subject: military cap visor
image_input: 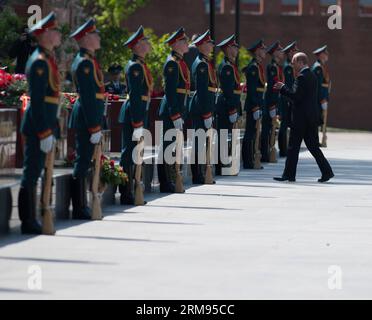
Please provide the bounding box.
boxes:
[266,41,283,55]
[124,26,149,48]
[282,41,298,53]
[69,18,99,40]
[247,39,266,53]
[191,30,214,46]
[108,65,123,74]
[216,34,238,49]
[165,27,189,45]
[28,12,58,36]
[313,45,328,55]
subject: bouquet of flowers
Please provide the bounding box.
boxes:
[59,92,77,111]
[0,70,27,107]
[100,154,128,186]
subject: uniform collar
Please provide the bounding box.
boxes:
[38,45,53,58]
[199,53,210,62]
[171,51,183,60]
[80,47,95,58]
[224,56,235,66]
[133,53,145,64]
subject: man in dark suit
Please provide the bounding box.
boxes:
[273,52,334,183]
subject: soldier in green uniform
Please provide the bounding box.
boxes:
[69,19,105,219]
[215,34,241,175]
[242,39,266,169]
[312,45,330,142]
[18,12,61,234]
[279,41,299,157]
[261,41,284,163]
[189,30,217,184]
[158,27,190,192]
[105,64,126,95]
[119,26,153,204]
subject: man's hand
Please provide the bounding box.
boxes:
[173,118,183,130]
[90,131,103,144]
[40,135,54,153]
[321,102,328,111]
[253,110,261,121]
[273,82,285,91]
[229,112,238,124]
[204,117,213,129]
[132,127,144,141]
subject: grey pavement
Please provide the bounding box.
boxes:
[0,131,372,300]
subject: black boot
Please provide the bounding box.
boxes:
[191,164,204,184]
[119,166,135,205]
[158,164,175,193]
[243,140,254,169]
[71,177,91,220]
[18,185,42,235]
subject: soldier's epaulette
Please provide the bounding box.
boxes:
[312,61,322,69]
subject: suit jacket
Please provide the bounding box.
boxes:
[280,67,321,129]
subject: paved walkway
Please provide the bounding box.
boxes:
[0,131,372,299]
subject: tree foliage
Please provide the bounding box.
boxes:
[0,6,23,70]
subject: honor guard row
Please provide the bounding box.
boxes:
[18,12,331,234]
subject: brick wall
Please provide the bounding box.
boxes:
[123,0,371,131]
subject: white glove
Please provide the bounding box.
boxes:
[132,127,144,141]
[90,131,102,144]
[253,110,261,121]
[204,117,213,129]
[173,118,183,130]
[40,135,54,153]
[269,108,277,118]
[321,102,328,111]
[229,112,238,124]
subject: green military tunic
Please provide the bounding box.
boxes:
[21,45,60,187]
[261,59,283,162]
[312,60,330,125]
[216,56,241,171]
[119,54,153,173]
[242,57,265,168]
[69,48,105,178]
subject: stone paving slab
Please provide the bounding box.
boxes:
[0,132,371,300]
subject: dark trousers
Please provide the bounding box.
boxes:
[157,118,176,186]
[283,124,333,179]
[21,134,46,187]
[216,114,232,174]
[190,118,206,181]
[260,112,272,162]
[242,115,256,168]
[73,130,94,178]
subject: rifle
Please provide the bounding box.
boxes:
[174,129,184,193]
[134,137,145,205]
[91,141,103,220]
[321,109,328,148]
[253,119,262,170]
[204,128,214,184]
[41,143,56,235]
[269,117,279,163]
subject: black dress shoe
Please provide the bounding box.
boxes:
[192,177,205,185]
[72,209,91,220]
[273,176,296,182]
[160,183,176,193]
[120,194,135,205]
[21,219,42,235]
[318,173,334,183]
